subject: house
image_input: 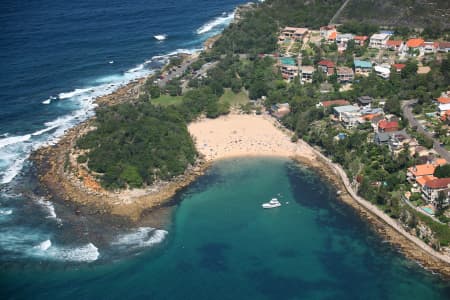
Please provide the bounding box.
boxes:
[357,96,373,108]
[374,132,390,145]
[333,105,359,121]
[327,31,337,43]
[354,60,372,76]
[271,103,290,119]
[437,97,450,105]
[386,39,404,52]
[279,57,298,81]
[420,41,438,54]
[320,25,336,40]
[316,99,350,108]
[404,38,425,55]
[388,130,411,153]
[279,27,309,42]
[369,33,391,49]
[407,159,447,183]
[392,63,406,72]
[336,67,354,83]
[422,178,450,205]
[317,60,335,76]
[300,66,315,84]
[438,103,450,115]
[341,111,362,128]
[354,35,368,46]
[437,42,450,53]
[336,33,354,51]
[378,119,399,132]
[374,65,391,79]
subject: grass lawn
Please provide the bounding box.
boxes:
[151,94,183,106]
[219,89,249,106]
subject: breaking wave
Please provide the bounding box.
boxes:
[196,11,235,35]
[111,227,168,249]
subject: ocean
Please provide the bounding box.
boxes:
[0,1,450,299]
[2,158,450,299]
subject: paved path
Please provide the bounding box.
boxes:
[402,99,450,162]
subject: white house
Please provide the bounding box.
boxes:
[369,33,391,49]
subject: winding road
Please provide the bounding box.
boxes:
[402,99,450,162]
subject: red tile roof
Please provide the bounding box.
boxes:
[354,35,368,41]
[386,40,403,47]
[392,63,406,70]
[320,100,350,107]
[328,31,337,40]
[439,42,450,49]
[378,120,399,130]
[318,60,335,68]
[437,97,450,104]
[406,38,425,48]
[425,178,450,189]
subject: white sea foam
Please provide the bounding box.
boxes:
[45,243,100,262]
[35,239,52,251]
[0,134,32,149]
[0,208,13,215]
[42,96,56,105]
[35,197,62,225]
[0,45,202,185]
[196,12,235,35]
[58,87,93,100]
[112,227,168,249]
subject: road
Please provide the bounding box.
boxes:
[157,58,195,88]
[402,99,450,162]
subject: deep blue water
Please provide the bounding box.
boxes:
[0,0,245,184]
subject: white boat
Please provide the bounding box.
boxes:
[154,34,167,41]
[262,198,281,209]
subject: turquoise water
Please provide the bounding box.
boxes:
[2,158,450,299]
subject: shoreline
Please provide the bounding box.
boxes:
[33,106,450,277]
[28,3,450,278]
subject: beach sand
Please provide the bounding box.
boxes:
[188,113,316,161]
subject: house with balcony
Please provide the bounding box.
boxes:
[336,66,354,83]
[300,66,314,84]
[279,57,298,81]
[354,35,368,46]
[438,42,450,53]
[336,33,354,51]
[369,33,391,49]
[386,39,404,52]
[403,38,425,56]
[320,25,336,40]
[279,27,309,43]
[407,159,447,183]
[420,41,438,54]
[317,60,335,76]
[374,65,391,79]
[354,60,372,76]
[422,178,450,205]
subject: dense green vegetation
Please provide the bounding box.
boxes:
[213,0,344,55]
[77,103,196,189]
[336,0,450,31]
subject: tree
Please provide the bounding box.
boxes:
[384,96,401,115]
[434,165,450,178]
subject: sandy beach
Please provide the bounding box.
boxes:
[188,113,316,161]
[188,112,450,277]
